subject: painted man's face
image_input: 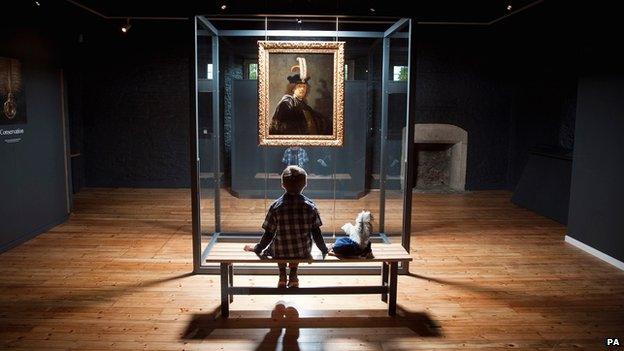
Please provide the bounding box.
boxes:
[293,84,307,100]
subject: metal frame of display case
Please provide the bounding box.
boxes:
[191,15,416,274]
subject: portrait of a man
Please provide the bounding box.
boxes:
[258,41,344,147]
[269,57,332,135]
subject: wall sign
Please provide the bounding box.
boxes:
[0,127,24,143]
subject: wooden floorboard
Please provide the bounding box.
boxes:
[1,188,623,350]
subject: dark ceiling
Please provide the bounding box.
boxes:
[67,0,541,23]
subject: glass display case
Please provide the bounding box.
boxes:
[191,15,415,274]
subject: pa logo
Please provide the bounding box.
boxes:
[606,338,620,346]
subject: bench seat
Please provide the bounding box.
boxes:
[204,242,412,263]
[205,242,412,317]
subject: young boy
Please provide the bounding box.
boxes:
[244,165,329,288]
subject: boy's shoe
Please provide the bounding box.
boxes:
[278,279,287,288]
[287,278,299,288]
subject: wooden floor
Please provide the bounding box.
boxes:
[1,188,623,350]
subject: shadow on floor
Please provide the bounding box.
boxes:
[181,301,442,349]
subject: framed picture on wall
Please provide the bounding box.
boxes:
[0,57,27,125]
[257,41,344,147]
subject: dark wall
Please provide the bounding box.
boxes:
[564,1,624,261]
[565,7,624,259]
[568,74,624,262]
[414,27,511,189]
[0,13,70,252]
[503,1,579,188]
[74,21,190,188]
[65,5,584,191]
[72,19,519,190]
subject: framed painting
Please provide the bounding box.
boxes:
[258,41,344,147]
[0,57,27,125]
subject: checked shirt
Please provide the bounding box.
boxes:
[258,193,323,259]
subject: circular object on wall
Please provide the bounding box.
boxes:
[3,94,17,119]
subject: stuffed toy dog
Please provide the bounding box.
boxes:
[331,210,373,258]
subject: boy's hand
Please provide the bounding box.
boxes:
[320,247,329,259]
[243,244,255,252]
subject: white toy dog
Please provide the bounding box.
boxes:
[342,210,372,248]
[331,210,373,257]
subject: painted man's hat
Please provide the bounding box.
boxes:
[287,57,309,84]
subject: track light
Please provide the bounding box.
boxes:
[369,7,376,13]
[121,18,131,33]
[220,4,227,10]
[507,4,513,10]
[34,1,41,6]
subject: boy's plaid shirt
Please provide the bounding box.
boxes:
[262,193,323,258]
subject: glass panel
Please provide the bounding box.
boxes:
[218,25,387,241]
[196,21,216,260]
[384,24,410,238]
[194,16,411,270]
[220,35,258,234]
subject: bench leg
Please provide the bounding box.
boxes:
[228,264,234,303]
[388,262,398,316]
[381,262,389,302]
[220,263,230,318]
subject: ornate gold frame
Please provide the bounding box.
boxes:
[258,41,345,147]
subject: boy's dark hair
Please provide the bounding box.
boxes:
[281,165,307,194]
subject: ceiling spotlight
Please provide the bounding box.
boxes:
[369,7,376,13]
[220,4,227,10]
[121,18,131,33]
[296,18,302,24]
[507,4,513,10]
[34,1,41,6]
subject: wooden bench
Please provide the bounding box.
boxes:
[204,242,412,318]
